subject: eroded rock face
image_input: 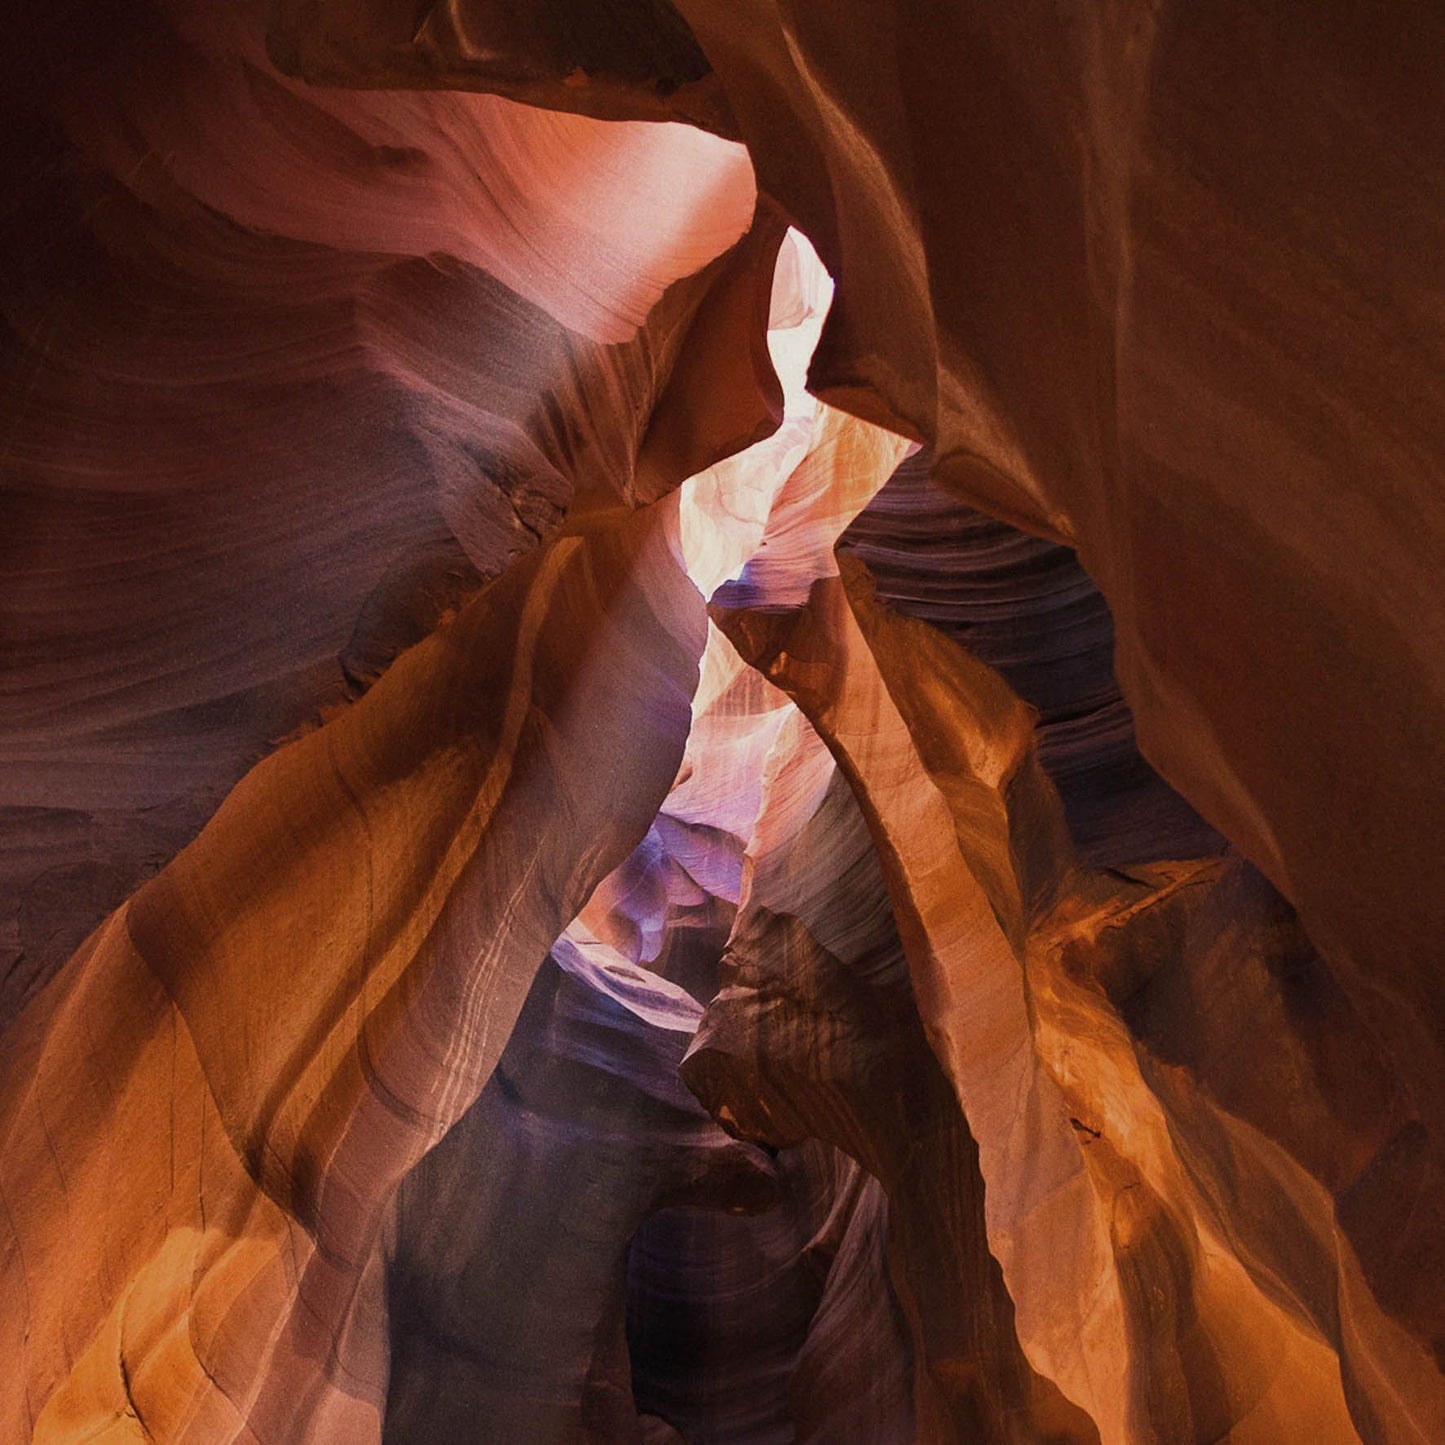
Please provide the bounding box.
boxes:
[264,0,1445,1387]
[384,942,780,1442]
[680,714,1097,1443]
[0,0,767,1026]
[837,453,1226,871]
[713,481,1444,1440]
[0,501,715,1438]
[2,2,1443,1441]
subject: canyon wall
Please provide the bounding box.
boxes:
[1,1,1442,1440]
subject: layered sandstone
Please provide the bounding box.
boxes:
[1,2,1442,1441]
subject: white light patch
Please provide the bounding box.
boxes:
[676,228,833,599]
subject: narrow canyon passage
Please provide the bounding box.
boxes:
[1,2,1443,1441]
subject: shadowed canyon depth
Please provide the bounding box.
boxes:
[2,2,1443,1441]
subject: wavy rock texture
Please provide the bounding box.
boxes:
[381,603,916,1443]
[681,708,1095,1443]
[714,541,1444,1439]
[0,501,714,1438]
[627,1142,912,1444]
[645,17,1445,1201]
[0,0,766,1025]
[837,452,1226,871]
[2,1,1443,1442]
[384,936,781,1442]
[271,0,1445,1400]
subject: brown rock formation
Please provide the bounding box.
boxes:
[384,936,781,1442]
[0,0,769,1023]
[2,1,1442,1440]
[681,710,1096,1442]
[0,502,708,1436]
[714,531,1443,1439]
[267,0,1445,1384]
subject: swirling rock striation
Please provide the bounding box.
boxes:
[1,1,1442,1440]
[0,503,709,1438]
[281,0,1445,1386]
[839,451,1225,869]
[0,0,765,1027]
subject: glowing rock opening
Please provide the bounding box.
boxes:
[2,3,1443,1441]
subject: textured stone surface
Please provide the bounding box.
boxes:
[0,501,711,1437]
[267,3,1445,1386]
[0,0,765,1027]
[2,2,1443,1440]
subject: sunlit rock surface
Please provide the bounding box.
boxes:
[2,2,1443,1441]
[0,0,763,1024]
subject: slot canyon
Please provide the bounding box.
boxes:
[1,2,1442,1440]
